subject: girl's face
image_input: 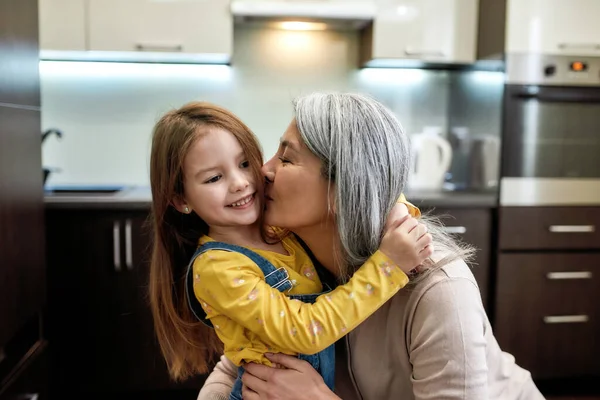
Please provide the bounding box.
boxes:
[179,127,261,230]
[261,120,333,231]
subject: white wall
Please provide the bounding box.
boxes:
[41,27,450,186]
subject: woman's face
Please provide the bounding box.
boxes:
[261,120,333,231]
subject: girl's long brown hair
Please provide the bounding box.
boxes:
[148,102,265,380]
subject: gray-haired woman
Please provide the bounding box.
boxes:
[198,93,544,400]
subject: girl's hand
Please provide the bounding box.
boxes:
[241,353,340,400]
[380,203,433,274]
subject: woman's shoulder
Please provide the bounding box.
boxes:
[415,256,480,295]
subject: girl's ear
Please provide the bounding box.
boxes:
[172,196,191,214]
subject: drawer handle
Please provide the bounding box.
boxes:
[113,221,121,272]
[0,347,5,364]
[557,43,600,50]
[548,225,595,233]
[547,271,592,280]
[135,43,183,52]
[125,219,133,270]
[404,48,445,57]
[543,315,589,324]
[442,226,467,234]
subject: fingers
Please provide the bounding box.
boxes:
[265,353,309,371]
[397,215,418,235]
[241,385,260,400]
[384,203,410,232]
[241,366,269,394]
[244,362,275,381]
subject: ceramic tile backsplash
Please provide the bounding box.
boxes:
[41,27,464,186]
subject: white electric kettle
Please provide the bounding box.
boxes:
[408,128,453,191]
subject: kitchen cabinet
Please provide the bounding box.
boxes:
[38,0,232,63]
[495,206,600,379]
[425,207,493,311]
[361,0,478,65]
[87,0,231,61]
[495,253,600,378]
[45,209,206,395]
[0,0,46,396]
[0,340,48,400]
[38,0,86,52]
[506,0,600,56]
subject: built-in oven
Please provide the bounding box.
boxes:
[500,54,600,206]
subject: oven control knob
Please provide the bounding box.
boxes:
[544,65,556,76]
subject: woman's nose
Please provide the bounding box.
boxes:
[262,158,276,182]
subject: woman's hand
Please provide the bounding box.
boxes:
[241,353,340,400]
[380,202,433,274]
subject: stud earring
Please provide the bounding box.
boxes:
[184,206,190,214]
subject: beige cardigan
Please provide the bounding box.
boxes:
[197,259,545,400]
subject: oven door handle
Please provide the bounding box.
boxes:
[513,91,600,103]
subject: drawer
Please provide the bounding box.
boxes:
[426,208,492,310]
[499,207,600,250]
[494,253,600,379]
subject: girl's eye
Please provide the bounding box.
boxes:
[240,160,250,168]
[278,157,291,164]
[205,175,221,184]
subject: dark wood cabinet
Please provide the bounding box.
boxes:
[425,207,493,310]
[495,206,600,380]
[499,207,600,251]
[0,0,46,396]
[0,341,48,400]
[45,208,206,395]
[495,253,600,379]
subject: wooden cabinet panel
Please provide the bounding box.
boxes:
[365,0,478,64]
[495,253,600,379]
[0,106,45,349]
[38,0,86,51]
[87,0,232,56]
[506,0,600,56]
[0,341,48,400]
[427,208,492,310]
[499,207,600,250]
[0,0,40,107]
[46,209,206,395]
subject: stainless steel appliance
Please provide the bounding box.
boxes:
[500,54,600,206]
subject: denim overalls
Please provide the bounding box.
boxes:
[186,241,335,400]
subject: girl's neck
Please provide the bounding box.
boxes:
[292,221,342,279]
[208,223,285,253]
[208,223,262,247]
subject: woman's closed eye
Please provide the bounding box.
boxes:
[278,156,291,165]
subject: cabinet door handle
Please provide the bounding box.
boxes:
[404,48,445,57]
[125,219,133,270]
[113,221,121,272]
[135,43,183,52]
[543,315,589,324]
[442,226,467,234]
[557,43,600,50]
[548,225,595,233]
[547,271,592,280]
[16,395,39,400]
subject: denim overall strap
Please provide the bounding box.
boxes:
[185,241,294,328]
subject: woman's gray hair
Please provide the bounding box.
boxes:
[293,92,473,281]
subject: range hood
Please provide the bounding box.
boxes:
[231,1,376,29]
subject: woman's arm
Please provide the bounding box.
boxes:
[409,275,489,400]
[197,355,238,400]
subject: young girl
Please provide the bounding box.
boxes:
[148,102,432,399]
